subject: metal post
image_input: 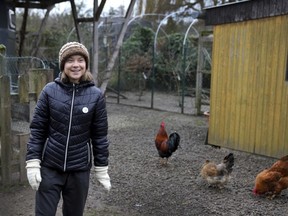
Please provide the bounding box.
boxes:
[152,12,180,109]
[195,38,203,115]
[151,45,155,109]
[182,19,199,114]
[92,0,99,85]
[117,48,121,104]
[181,44,186,114]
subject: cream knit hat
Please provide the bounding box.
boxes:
[59,42,89,71]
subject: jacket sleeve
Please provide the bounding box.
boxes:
[91,92,109,166]
[26,86,50,161]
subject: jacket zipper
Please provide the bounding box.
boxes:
[64,83,76,171]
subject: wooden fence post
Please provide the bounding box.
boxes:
[0,75,12,185]
[28,69,53,100]
[18,133,29,183]
[18,74,29,103]
[0,53,3,138]
[28,69,53,122]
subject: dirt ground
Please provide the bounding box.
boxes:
[1,102,288,216]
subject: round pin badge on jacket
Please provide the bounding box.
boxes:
[82,107,88,113]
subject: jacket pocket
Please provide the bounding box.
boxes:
[87,142,91,165]
[41,138,49,161]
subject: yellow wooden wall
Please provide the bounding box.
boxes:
[208,15,288,158]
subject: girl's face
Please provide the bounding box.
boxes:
[64,55,86,83]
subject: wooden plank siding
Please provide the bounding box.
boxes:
[208,15,288,158]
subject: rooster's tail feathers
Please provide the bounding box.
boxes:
[223,153,234,174]
[168,132,180,152]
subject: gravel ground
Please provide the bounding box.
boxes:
[1,102,288,216]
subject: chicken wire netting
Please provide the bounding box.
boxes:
[105,34,212,116]
[4,56,47,93]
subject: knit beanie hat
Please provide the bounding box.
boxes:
[59,42,89,71]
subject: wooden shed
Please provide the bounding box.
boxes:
[204,0,288,158]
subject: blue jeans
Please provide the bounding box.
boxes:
[35,166,90,216]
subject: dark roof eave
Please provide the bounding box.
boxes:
[204,0,288,26]
[8,0,69,9]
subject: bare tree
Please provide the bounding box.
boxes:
[30,5,54,57]
[100,0,137,93]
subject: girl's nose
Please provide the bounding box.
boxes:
[72,60,80,67]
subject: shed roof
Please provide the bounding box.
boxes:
[204,0,288,25]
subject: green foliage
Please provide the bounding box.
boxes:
[163,33,184,58]
[123,26,154,54]
[109,26,154,91]
[15,5,93,61]
[110,23,199,93]
[154,32,198,91]
[16,9,75,59]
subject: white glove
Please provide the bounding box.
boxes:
[95,166,111,191]
[26,159,42,191]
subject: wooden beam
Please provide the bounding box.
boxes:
[75,0,115,23]
[18,1,29,56]
[92,0,99,84]
[69,0,81,42]
[0,76,12,185]
[94,0,106,22]
[14,2,49,9]
[13,0,67,9]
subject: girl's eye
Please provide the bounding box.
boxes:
[66,57,85,64]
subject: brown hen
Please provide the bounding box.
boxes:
[253,155,288,199]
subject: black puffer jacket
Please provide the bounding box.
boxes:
[26,77,109,172]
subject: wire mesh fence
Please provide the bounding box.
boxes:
[105,71,211,115]
[4,56,47,93]
[105,32,212,115]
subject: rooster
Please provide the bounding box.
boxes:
[200,153,235,188]
[155,121,180,165]
[253,155,288,199]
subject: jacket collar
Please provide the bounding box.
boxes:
[54,77,94,89]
